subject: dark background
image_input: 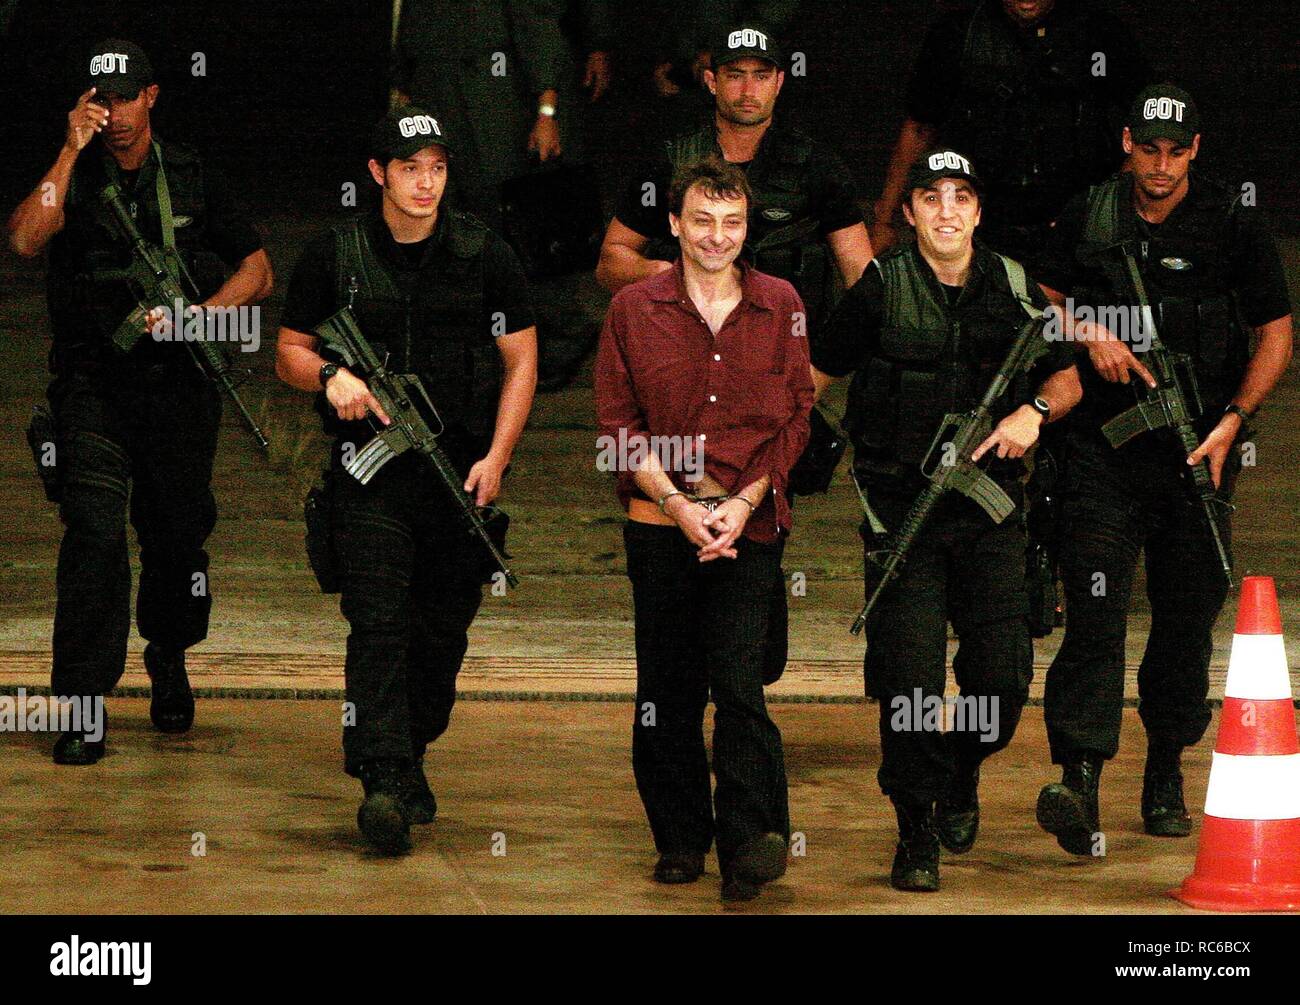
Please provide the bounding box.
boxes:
[1,0,1297,225]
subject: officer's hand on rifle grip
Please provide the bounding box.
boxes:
[325,368,390,425]
[1186,412,1241,489]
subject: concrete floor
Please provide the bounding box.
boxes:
[1,699,1213,915]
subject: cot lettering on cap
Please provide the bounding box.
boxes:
[928,151,972,174]
[89,53,130,75]
[1143,96,1186,122]
[398,115,441,138]
[728,28,768,50]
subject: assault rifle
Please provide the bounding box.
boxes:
[313,294,517,588]
[97,182,270,453]
[850,314,1052,635]
[1098,249,1234,586]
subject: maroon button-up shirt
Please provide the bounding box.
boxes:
[594,260,814,543]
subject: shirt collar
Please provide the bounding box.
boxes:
[647,257,777,312]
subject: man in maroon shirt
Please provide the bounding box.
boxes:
[595,156,813,903]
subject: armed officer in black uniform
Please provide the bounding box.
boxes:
[598,22,873,685]
[599,23,872,319]
[872,0,1148,263]
[275,108,538,855]
[811,150,1081,891]
[1032,85,1293,855]
[6,40,272,764]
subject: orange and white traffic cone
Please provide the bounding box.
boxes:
[1174,576,1300,911]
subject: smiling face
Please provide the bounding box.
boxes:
[1123,128,1199,202]
[669,182,748,275]
[904,178,981,262]
[706,57,784,127]
[368,145,449,219]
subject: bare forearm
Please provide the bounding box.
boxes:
[632,449,676,502]
[596,244,671,293]
[1036,365,1082,421]
[875,119,937,222]
[276,336,330,392]
[204,251,273,309]
[487,352,537,463]
[7,146,78,257]
[1232,317,1293,414]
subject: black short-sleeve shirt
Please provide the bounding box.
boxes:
[613,122,864,245]
[280,211,535,338]
[1035,178,1293,329]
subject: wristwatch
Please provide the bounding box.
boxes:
[1224,403,1254,423]
[1029,396,1051,422]
[319,362,340,388]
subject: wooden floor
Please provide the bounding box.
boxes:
[0,699,1218,915]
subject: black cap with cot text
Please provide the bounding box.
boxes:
[906,149,983,193]
[371,106,452,163]
[1129,84,1200,144]
[710,26,784,69]
[84,39,154,99]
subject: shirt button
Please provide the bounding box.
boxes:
[699,434,707,441]
[709,395,717,403]
[713,353,721,361]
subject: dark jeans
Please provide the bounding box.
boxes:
[1044,437,1235,763]
[48,360,220,698]
[861,482,1033,808]
[332,446,484,776]
[623,521,789,867]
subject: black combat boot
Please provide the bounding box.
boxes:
[144,643,194,734]
[935,760,981,854]
[890,800,940,892]
[1142,740,1192,837]
[53,708,107,766]
[399,757,438,825]
[1036,753,1104,856]
[356,759,413,854]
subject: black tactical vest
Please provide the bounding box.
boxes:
[47,140,223,349]
[1074,171,1250,415]
[848,244,1038,473]
[949,1,1116,220]
[325,211,501,451]
[661,124,833,324]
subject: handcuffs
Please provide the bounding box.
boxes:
[657,489,755,515]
